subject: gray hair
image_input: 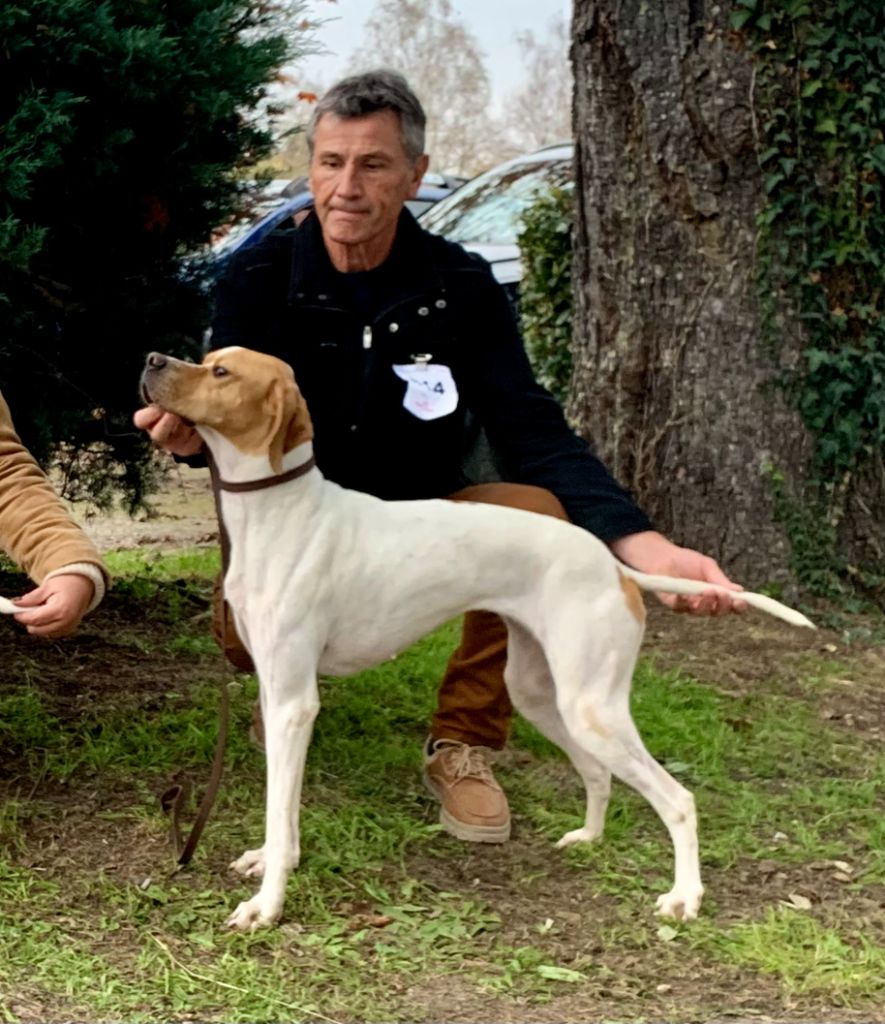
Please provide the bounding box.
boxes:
[307,69,427,163]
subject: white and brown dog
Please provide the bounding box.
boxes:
[141,346,814,931]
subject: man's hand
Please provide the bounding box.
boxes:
[133,405,203,456]
[13,575,95,637]
[610,530,746,616]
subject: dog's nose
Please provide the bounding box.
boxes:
[147,352,167,370]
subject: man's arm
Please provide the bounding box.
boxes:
[459,270,744,614]
[459,275,649,537]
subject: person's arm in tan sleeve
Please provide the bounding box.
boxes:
[0,391,108,635]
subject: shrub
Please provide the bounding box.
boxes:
[0,0,310,507]
[517,186,574,407]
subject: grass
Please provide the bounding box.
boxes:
[696,909,885,1004]
[1,547,884,1021]
[103,547,221,580]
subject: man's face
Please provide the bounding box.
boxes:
[309,110,428,264]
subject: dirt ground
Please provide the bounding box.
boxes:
[2,463,884,1022]
[74,463,220,551]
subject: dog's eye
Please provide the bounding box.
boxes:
[212,365,229,378]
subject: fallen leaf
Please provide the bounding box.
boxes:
[537,965,585,983]
[347,913,393,931]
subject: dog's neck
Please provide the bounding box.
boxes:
[199,428,316,486]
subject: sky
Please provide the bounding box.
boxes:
[297,0,571,108]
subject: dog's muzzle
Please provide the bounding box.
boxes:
[140,352,198,428]
[140,351,171,403]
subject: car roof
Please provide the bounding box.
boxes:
[500,142,573,167]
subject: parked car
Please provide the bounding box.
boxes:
[418,143,574,305]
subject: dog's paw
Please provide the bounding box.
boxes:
[655,887,703,922]
[226,896,281,932]
[230,848,266,878]
[230,846,300,878]
[555,826,602,849]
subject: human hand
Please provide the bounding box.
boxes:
[610,530,746,616]
[133,404,203,457]
[12,574,95,637]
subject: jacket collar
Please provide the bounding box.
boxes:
[288,208,445,306]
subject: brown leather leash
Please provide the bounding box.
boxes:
[160,681,230,866]
[160,449,317,866]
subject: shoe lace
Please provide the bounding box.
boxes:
[448,743,496,783]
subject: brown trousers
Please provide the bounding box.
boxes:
[211,482,571,749]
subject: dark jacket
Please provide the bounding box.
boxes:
[211,209,652,541]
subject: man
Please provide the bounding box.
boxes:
[135,70,744,844]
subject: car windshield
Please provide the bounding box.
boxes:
[419,156,572,246]
[210,193,299,255]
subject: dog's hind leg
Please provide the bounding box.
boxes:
[227,655,319,932]
[503,619,612,848]
[542,616,703,921]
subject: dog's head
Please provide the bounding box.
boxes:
[141,347,313,472]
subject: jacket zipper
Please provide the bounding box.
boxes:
[351,324,374,432]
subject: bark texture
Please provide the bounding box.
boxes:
[569,0,813,587]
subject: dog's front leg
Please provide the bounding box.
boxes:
[227,666,319,932]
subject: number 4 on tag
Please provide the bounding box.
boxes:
[392,363,459,421]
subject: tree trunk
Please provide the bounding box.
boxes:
[568,0,815,589]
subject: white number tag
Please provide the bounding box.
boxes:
[392,363,458,421]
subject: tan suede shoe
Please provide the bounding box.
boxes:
[423,738,511,843]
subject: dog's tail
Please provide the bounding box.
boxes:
[619,566,816,629]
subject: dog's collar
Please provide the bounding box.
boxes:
[208,454,317,493]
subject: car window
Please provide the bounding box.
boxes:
[210,218,259,256]
[419,157,572,246]
[211,198,308,255]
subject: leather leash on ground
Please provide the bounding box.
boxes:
[160,677,230,866]
[160,451,233,867]
[159,448,317,865]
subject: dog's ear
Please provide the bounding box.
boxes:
[266,378,295,474]
[265,376,307,473]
